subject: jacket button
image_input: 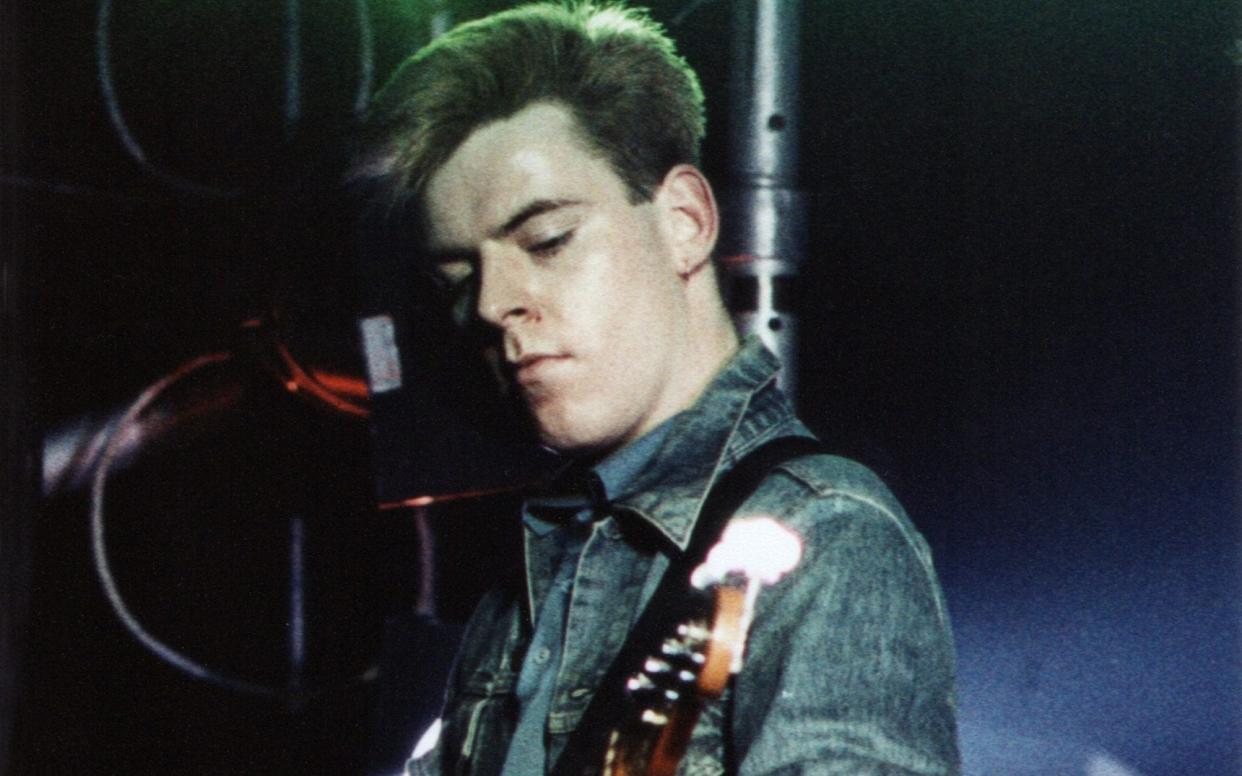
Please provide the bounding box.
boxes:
[532,647,551,664]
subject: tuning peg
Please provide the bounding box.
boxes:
[643,658,672,675]
[626,674,657,694]
[677,623,711,643]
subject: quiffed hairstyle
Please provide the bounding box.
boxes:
[352,2,705,210]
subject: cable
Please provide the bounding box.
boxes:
[272,335,371,418]
[89,351,380,701]
[89,352,281,698]
[95,0,239,198]
[670,0,719,27]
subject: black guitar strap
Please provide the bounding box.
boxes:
[550,434,827,776]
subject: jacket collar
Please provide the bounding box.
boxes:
[609,336,802,551]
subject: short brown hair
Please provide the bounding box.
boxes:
[352,2,705,211]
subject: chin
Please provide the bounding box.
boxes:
[537,429,605,458]
[533,415,615,458]
[528,396,636,458]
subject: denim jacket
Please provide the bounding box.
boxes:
[410,338,961,776]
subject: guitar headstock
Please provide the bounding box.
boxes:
[624,621,715,727]
[603,517,802,776]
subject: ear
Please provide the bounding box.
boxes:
[654,164,719,279]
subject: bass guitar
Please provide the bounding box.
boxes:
[601,516,802,776]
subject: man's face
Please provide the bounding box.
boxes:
[422,102,697,456]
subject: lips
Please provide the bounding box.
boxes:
[512,353,569,386]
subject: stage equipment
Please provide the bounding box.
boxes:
[43,315,382,705]
[354,207,560,510]
[720,0,807,399]
[86,351,281,697]
[349,1,560,510]
[94,0,380,197]
[42,315,366,498]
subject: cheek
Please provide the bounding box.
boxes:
[551,217,684,372]
[568,276,673,372]
[553,258,636,343]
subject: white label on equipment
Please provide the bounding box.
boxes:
[360,315,403,394]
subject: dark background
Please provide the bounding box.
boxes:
[2,0,1238,774]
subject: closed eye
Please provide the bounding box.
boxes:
[431,257,474,289]
[528,230,573,258]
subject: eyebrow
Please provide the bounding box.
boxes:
[491,198,582,239]
[425,198,584,259]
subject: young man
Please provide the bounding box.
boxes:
[355,4,959,775]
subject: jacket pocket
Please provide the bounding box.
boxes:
[445,675,516,776]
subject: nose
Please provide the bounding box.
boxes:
[475,243,535,328]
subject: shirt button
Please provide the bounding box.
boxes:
[532,647,551,665]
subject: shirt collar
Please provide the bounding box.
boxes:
[523,413,676,536]
[610,337,805,551]
[594,416,676,502]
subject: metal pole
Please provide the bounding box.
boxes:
[720,0,806,400]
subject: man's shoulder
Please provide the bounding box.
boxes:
[740,446,933,563]
[772,450,904,518]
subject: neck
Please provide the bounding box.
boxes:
[677,280,741,412]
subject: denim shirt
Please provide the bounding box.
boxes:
[410,338,961,776]
[502,420,675,776]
